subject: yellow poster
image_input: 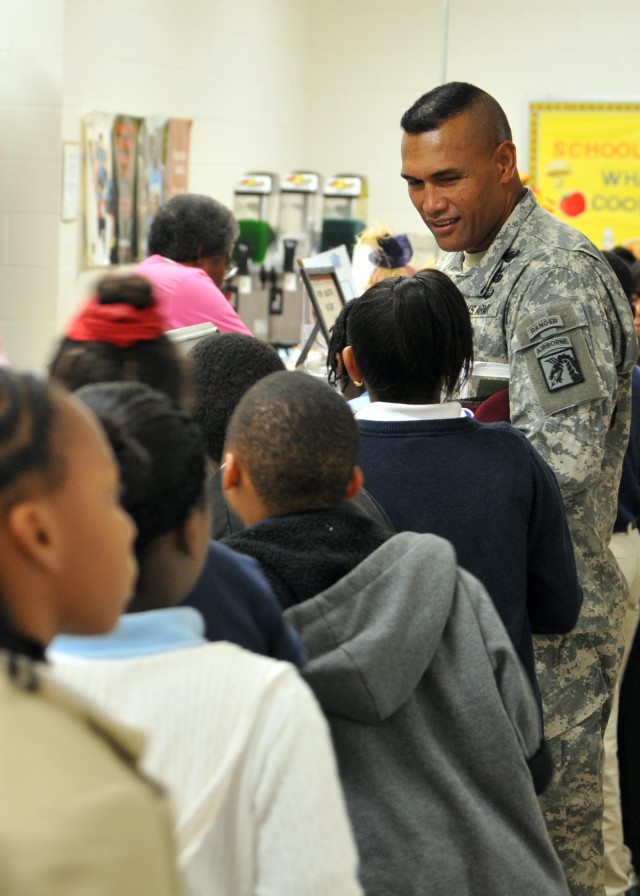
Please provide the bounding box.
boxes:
[530,102,640,252]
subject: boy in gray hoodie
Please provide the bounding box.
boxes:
[221,370,569,896]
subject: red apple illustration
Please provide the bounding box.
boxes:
[559,191,586,217]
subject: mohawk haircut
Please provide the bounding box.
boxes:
[225,370,359,517]
[401,81,512,148]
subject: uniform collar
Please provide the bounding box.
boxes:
[440,188,537,296]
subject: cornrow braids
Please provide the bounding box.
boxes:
[75,381,207,559]
[0,369,64,500]
[0,369,64,665]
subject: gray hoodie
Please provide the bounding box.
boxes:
[284,532,569,896]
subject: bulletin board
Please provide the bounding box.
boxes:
[529,102,640,251]
[83,112,191,267]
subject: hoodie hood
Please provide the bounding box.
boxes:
[284,532,457,723]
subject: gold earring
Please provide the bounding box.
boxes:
[352,378,363,387]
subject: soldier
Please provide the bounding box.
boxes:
[400,81,637,896]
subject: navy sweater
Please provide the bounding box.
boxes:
[181,540,306,667]
[615,365,640,532]
[357,415,582,693]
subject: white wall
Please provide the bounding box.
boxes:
[0,0,64,369]
[307,0,640,236]
[2,0,640,367]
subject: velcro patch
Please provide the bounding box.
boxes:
[534,336,585,392]
[513,300,606,416]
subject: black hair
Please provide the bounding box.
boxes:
[226,370,359,517]
[603,250,634,303]
[0,369,67,661]
[75,382,207,564]
[612,246,636,267]
[326,302,354,389]
[190,333,284,463]
[48,274,187,403]
[347,270,473,403]
[147,193,239,262]
[630,260,640,297]
[0,369,65,500]
[401,81,512,147]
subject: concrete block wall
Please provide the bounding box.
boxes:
[3,0,640,367]
[1,0,64,369]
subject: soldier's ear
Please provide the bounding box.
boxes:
[495,140,517,183]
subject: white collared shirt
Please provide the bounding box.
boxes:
[355,401,469,422]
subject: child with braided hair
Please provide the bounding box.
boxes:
[49,381,362,896]
[47,272,306,666]
[0,368,180,896]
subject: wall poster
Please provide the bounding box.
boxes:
[530,102,640,251]
[82,112,192,267]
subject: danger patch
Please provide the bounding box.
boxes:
[534,336,585,392]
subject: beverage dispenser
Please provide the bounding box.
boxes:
[320,174,368,258]
[230,172,278,338]
[269,171,321,345]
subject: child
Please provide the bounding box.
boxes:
[190,331,392,540]
[0,369,179,895]
[48,278,305,665]
[220,369,570,896]
[48,272,187,403]
[49,381,362,896]
[341,270,582,699]
[326,301,369,408]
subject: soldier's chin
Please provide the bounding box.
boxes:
[429,221,465,252]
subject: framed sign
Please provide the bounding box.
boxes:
[530,102,640,250]
[298,263,346,343]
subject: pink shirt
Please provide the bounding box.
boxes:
[136,255,253,335]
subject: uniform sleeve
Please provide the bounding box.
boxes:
[184,269,253,335]
[250,668,363,896]
[523,437,583,633]
[506,263,631,497]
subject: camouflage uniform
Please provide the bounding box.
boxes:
[439,188,637,896]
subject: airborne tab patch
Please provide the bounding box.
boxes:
[535,336,585,392]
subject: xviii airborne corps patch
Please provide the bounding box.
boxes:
[535,336,585,392]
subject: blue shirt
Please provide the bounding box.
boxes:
[52,606,205,658]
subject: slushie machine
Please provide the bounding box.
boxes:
[320,174,368,258]
[230,172,278,338]
[268,171,322,345]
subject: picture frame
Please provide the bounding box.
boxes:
[297,261,346,343]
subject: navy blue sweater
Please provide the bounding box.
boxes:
[357,414,582,693]
[615,365,640,532]
[181,540,306,667]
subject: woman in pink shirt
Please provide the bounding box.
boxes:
[137,193,252,335]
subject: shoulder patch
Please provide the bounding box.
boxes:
[513,300,606,415]
[535,336,585,391]
[526,315,564,341]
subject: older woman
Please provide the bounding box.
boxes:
[136,193,252,334]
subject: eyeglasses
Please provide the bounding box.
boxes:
[224,264,238,281]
